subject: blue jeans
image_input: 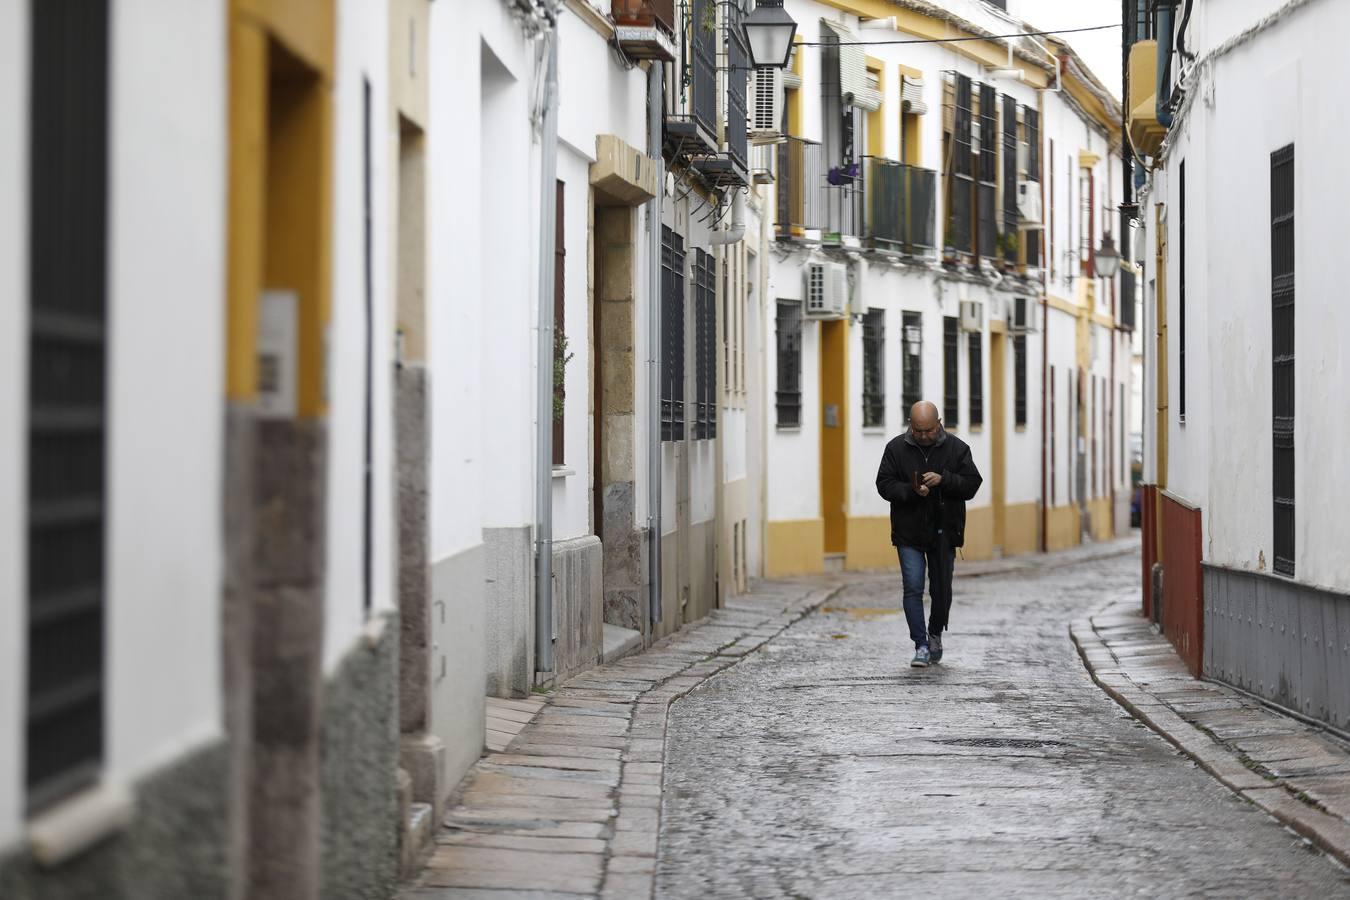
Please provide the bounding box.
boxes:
[898,540,956,648]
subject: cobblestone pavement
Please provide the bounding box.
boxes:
[659,550,1350,898]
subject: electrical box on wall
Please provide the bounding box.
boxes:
[959,299,983,333]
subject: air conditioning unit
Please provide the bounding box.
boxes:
[1017,179,1043,228]
[1010,296,1037,333]
[750,66,784,144]
[959,299,983,333]
[804,261,848,319]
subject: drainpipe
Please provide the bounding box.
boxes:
[708,191,746,246]
[534,7,559,675]
[1155,2,1175,128]
[1039,89,1049,553]
[646,62,664,628]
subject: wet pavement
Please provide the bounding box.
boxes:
[659,551,1350,898]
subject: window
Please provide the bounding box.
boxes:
[977,83,998,259]
[945,73,974,256]
[1079,166,1094,276]
[1271,143,1295,577]
[1179,159,1187,421]
[902,312,923,413]
[1013,334,1027,426]
[553,180,566,464]
[968,332,984,426]
[693,249,717,439]
[1024,108,1040,268]
[862,309,885,428]
[1001,94,1018,265]
[775,300,802,427]
[660,225,685,441]
[943,316,959,427]
[27,0,110,813]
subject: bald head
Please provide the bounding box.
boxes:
[910,401,941,445]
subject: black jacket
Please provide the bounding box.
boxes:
[875,428,983,549]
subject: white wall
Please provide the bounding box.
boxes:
[325,0,397,672]
[1178,2,1350,591]
[104,0,226,783]
[0,0,27,854]
[429,3,535,562]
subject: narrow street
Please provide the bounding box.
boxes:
[658,551,1350,897]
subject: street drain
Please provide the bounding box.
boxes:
[933,737,1068,750]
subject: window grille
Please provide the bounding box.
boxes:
[968,332,984,426]
[1271,144,1295,577]
[943,316,959,427]
[902,312,923,413]
[27,0,110,813]
[862,309,885,428]
[775,301,802,427]
[661,226,686,440]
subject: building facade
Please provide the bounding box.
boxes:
[762,0,1133,577]
[1130,0,1350,732]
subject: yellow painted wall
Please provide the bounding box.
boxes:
[845,516,894,571]
[962,506,995,561]
[1089,497,1114,542]
[228,0,334,415]
[1003,502,1039,556]
[1046,505,1080,552]
[766,519,824,576]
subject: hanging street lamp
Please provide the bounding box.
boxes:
[1093,231,1121,279]
[742,0,797,69]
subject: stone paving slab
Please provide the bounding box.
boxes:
[1071,598,1350,868]
[398,576,848,898]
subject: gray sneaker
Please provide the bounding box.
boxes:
[929,632,943,663]
[911,645,931,668]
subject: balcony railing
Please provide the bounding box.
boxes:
[611,0,674,33]
[865,158,937,257]
[822,163,863,243]
[774,138,823,235]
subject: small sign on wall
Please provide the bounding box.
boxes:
[258,289,298,419]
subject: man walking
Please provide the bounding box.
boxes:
[876,401,983,667]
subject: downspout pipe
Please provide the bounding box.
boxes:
[708,190,746,246]
[646,62,664,628]
[1155,2,1175,128]
[534,9,559,675]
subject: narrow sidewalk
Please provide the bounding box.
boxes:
[397,576,846,899]
[1072,600,1350,868]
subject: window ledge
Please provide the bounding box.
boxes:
[1015,424,1028,433]
[551,466,576,479]
[28,781,134,867]
[861,427,888,436]
[775,425,802,433]
[968,425,984,433]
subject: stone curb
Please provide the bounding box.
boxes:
[1069,607,1350,869]
[401,577,847,899]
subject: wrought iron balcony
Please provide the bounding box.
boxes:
[864,158,937,258]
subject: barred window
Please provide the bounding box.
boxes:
[862,309,885,428]
[1271,144,1295,577]
[943,316,959,427]
[661,226,686,441]
[775,301,802,427]
[968,332,984,426]
[945,73,974,256]
[901,312,923,414]
[1001,94,1018,265]
[976,83,998,259]
[693,249,717,439]
[27,0,110,813]
[1013,333,1027,426]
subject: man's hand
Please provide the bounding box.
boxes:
[922,472,943,488]
[916,484,930,497]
